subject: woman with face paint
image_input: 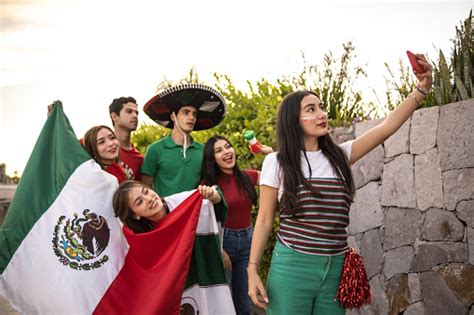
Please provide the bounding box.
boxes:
[248,53,433,314]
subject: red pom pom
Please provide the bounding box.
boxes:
[335,248,371,309]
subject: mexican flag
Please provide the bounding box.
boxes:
[0,102,234,314]
[95,190,235,314]
[0,102,128,314]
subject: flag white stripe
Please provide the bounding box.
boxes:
[1,161,128,315]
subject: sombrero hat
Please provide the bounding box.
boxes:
[143,83,227,131]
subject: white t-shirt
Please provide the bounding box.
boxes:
[260,141,352,200]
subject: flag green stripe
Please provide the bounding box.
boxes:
[0,103,91,273]
[185,234,227,288]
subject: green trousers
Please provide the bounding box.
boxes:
[266,241,345,315]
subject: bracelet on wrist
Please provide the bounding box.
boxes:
[415,86,429,96]
[248,262,259,268]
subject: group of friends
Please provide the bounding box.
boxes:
[65,53,432,315]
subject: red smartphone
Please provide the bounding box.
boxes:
[406,50,425,73]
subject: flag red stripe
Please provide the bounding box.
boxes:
[93,190,203,315]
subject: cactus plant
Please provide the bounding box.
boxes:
[433,10,473,105]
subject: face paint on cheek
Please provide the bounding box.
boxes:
[301,116,316,123]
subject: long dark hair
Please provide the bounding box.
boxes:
[112,180,155,233]
[276,90,354,214]
[200,135,257,205]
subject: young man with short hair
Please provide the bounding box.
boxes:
[109,96,144,180]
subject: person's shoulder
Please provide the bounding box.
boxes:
[243,169,259,182]
[338,140,353,157]
[150,135,172,147]
[264,151,278,162]
[338,140,353,148]
[243,169,258,176]
[193,140,204,149]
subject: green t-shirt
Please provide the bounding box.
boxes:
[141,135,204,197]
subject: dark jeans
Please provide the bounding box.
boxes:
[223,226,253,315]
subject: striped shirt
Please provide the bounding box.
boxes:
[278,177,351,256]
[260,141,353,256]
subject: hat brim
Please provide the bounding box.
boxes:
[143,84,227,131]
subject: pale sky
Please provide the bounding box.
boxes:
[0,0,471,176]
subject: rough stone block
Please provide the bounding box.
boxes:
[345,308,361,315]
[352,146,384,189]
[443,168,474,210]
[408,273,422,303]
[384,118,411,158]
[349,182,383,234]
[439,263,474,306]
[438,99,474,170]
[404,302,426,315]
[457,200,474,228]
[412,242,468,272]
[414,148,443,211]
[381,154,416,208]
[410,106,439,155]
[383,246,414,280]
[386,274,410,314]
[360,228,383,279]
[347,234,361,253]
[421,208,465,241]
[329,125,355,144]
[469,228,474,265]
[384,207,422,251]
[421,271,469,315]
[362,275,389,315]
[354,118,383,138]
[352,119,385,189]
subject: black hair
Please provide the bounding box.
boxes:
[276,90,354,214]
[109,96,137,125]
[200,135,257,205]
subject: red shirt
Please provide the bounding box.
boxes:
[120,145,144,181]
[217,170,259,229]
[105,162,128,183]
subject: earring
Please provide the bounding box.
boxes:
[135,216,140,220]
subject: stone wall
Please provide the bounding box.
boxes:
[347,99,474,315]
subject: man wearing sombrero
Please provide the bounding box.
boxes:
[141,83,226,197]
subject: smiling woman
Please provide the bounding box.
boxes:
[199,135,270,315]
[82,125,130,183]
[112,180,221,233]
